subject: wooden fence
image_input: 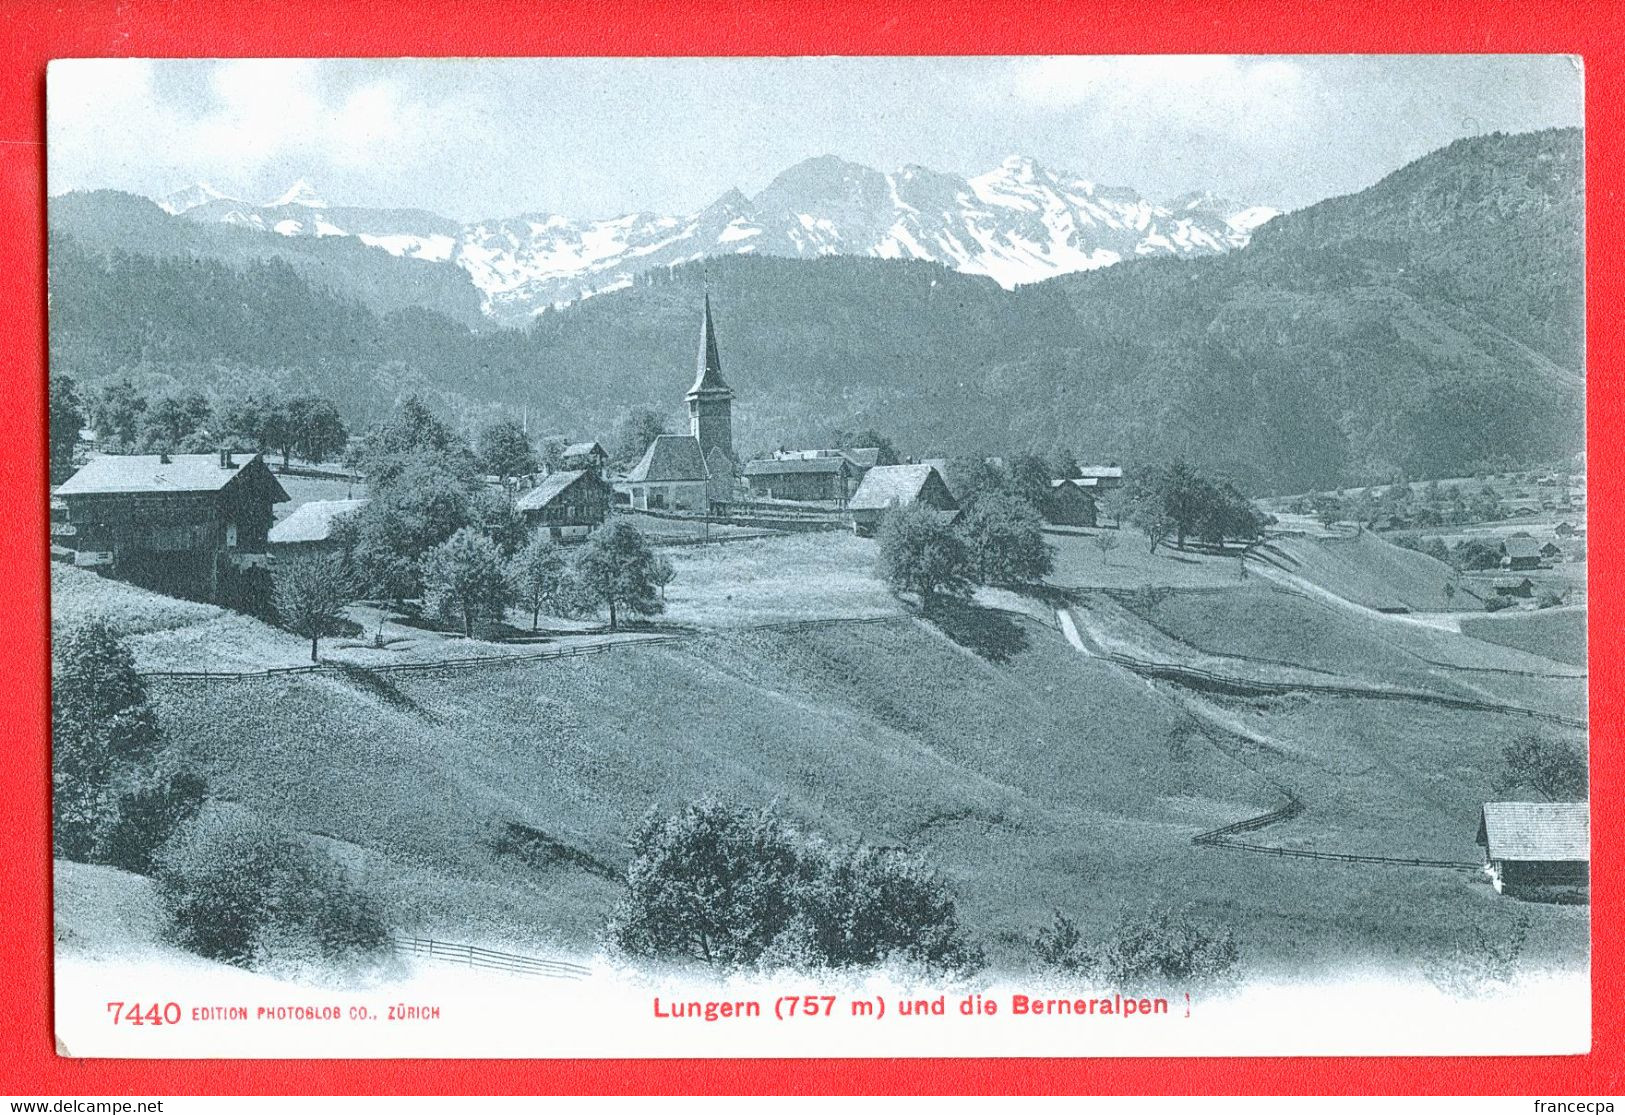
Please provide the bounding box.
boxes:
[1191,796,1481,872]
[393,937,590,980]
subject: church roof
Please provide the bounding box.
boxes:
[625,435,711,483]
[688,294,732,397]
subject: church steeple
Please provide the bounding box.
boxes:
[686,294,734,461]
[689,293,732,395]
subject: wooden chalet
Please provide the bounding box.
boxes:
[1503,535,1543,570]
[516,469,611,540]
[560,441,610,475]
[55,450,289,602]
[1478,802,1589,901]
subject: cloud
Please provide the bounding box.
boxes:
[48,59,443,199]
[1009,55,1311,129]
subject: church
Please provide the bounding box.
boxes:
[621,296,738,513]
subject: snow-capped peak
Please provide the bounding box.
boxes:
[157,182,239,215]
[267,180,326,208]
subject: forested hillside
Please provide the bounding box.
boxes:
[48,130,1583,492]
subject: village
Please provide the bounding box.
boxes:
[50,293,1588,991]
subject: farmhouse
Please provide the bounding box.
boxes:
[743,455,853,503]
[268,498,367,555]
[560,441,609,475]
[516,468,611,540]
[1045,478,1099,527]
[56,450,289,601]
[1502,535,1543,570]
[1076,464,1124,490]
[1477,802,1589,901]
[848,463,958,536]
[1493,577,1535,599]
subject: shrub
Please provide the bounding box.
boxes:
[101,768,207,876]
[608,801,981,975]
[155,809,390,972]
[1483,595,1514,612]
[1032,906,1240,988]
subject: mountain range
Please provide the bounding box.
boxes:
[48,129,1582,491]
[141,155,1277,324]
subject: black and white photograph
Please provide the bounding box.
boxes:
[45,54,1587,1058]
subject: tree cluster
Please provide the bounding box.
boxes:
[875,484,1056,612]
[1492,731,1587,801]
[608,801,982,975]
[84,378,350,464]
[53,621,207,874]
[1125,460,1264,553]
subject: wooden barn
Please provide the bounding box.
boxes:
[847,463,958,537]
[516,469,611,540]
[55,450,288,602]
[1477,802,1589,901]
[1045,478,1099,527]
[743,456,853,503]
[1502,535,1543,570]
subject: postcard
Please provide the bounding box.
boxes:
[45,54,1587,1058]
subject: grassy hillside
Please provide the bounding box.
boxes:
[141,609,1586,975]
[1461,607,1588,668]
[1255,531,1464,612]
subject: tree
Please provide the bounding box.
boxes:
[613,407,669,465]
[471,487,529,557]
[272,554,354,662]
[284,395,348,465]
[1002,453,1054,513]
[1033,906,1240,987]
[1492,732,1587,801]
[342,455,474,601]
[49,374,85,480]
[1096,487,1129,529]
[421,527,513,638]
[476,419,537,481]
[835,428,899,466]
[1127,487,1177,554]
[877,502,971,612]
[90,380,148,449]
[609,801,981,974]
[956,496,1053,586]
[1046,446,1080,481]
[52,622,162,861]
[575,519,665,631]
[512,535,588,630]
[136,391,211,454]
[1092,528,1121,565]
[348,395,471,486]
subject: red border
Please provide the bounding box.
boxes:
[3,0,1619,1095]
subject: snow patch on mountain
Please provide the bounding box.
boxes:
[153,161,1280,323]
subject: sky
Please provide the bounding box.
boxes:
[47,55,1582,221]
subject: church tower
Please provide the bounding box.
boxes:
[686,294,735,462]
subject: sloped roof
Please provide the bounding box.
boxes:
[1052,477,1100,489]
[516,469,599,511]
[1504,536,1543,559]
[57,452,288,500]
[561,441,606,460]
[269,498,368,544]
[848,464,951,512]
[744,457,849,476]
[625,435,710,483]
[1478,802,1589,862]
[840,447,883,469]
[688,294,732,396]
[1077,465,1123,480]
